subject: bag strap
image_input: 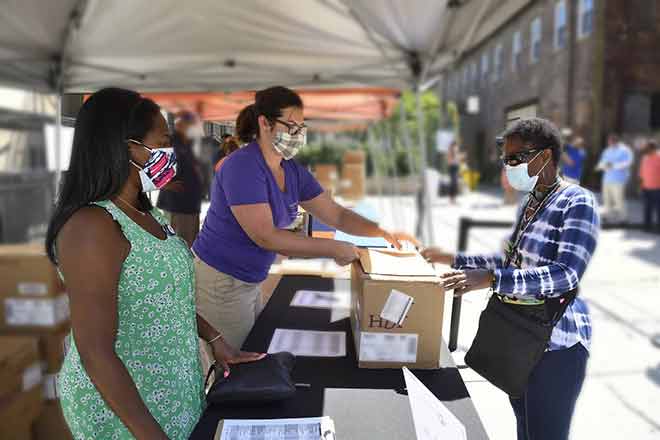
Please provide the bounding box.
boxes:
[501,180,577,324]
[204,362,218,389]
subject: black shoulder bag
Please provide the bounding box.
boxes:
[464,183,577,398]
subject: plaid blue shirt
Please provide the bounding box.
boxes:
[454,184,600,351]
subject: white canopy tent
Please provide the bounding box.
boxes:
[0,0,531,242]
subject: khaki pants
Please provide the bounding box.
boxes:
[163,211,200,248]
[602,183,627,222]
[194,254,263,351]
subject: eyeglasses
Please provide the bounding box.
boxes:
[500,147,547,166]
[276,119,307,136]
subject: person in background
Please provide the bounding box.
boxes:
[212,133,233,168]
[446,141,462,204]
[46,88,263,440]
[639,140,660,232]
[561,136,587,185]
[424,118,599,440]
[214,135,241,172]
[596,134,634,224]
[193,86,416,349]
[157,111,204,247]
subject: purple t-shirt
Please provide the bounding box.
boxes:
[193,142,323,283]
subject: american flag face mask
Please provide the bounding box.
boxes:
[128,139,178,192]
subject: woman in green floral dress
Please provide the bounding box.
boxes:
[46,88,264,440]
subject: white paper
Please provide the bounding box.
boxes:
[402,367,467,440]
[359,332,418,363]
[380,289,414,326]
[22,362,43,391]
[4,294,69,327]
[43,373,59,400]
[18,282,48,296]
[291,290,351,310]
[219,417,335,440]
[268,329,346,357]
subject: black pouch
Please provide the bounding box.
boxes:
[465,290,576,398]
[205,352,296,406]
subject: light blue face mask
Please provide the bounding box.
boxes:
[505,151,550,192]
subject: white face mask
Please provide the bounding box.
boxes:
[272,131,306,160]
[505,151,550,192]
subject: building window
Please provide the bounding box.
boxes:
[493,44,503,82]
[578,0,594,39]
[554,0,567,50]
[481,51,489,84]
[530,18,542,63]
[651,93,660,130]
[512,30,523,71]
[630,0,656,30]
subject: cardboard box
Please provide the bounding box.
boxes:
[0,244,64,297]
[350,248,446,369]
[33,401,73,440]
[8,422,33,440]
[0,336,41,400]
[0,386,43,439]
[341,163,366,200]
[314,164,339,193]
[38,326,70,374]
[0,244,70,334]
[342,150,366,164]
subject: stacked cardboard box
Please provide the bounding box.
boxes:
[350,248,448,369]
[0,336,43,439]
[340,150,366,200]
[0,244,69,334]
[0,244,73,439]
[313,164,339,195]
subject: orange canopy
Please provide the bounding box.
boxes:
[142,88,399,127]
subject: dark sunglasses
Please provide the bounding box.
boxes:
[275,119,307,136]
[500,147,548,166]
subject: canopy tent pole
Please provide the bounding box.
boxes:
[398,96,417,176]
[54,94,62,196]
[397,94,419,234]
[366,125,384,213]
[383,118,403,230]
[415,87,435,245]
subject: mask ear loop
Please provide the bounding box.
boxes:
[530,150,551,178]
[126,138,151,170]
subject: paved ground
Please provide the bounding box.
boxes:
[369,189,660,440]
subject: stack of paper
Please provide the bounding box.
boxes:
[290,290,351,310]
[268,329,346,357]
[217,417,336,440]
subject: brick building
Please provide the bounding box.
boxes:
[441,0,660,187]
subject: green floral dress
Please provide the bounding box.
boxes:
[58,200,205,440]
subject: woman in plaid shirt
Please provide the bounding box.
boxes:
[424,118,599,440]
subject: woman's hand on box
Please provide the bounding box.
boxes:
[421,247,455,266]
[440,269,493,296]
[381,230,421,250]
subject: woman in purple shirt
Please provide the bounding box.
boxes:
[193,86,413,351]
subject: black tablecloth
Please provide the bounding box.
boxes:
[190,275,489,439]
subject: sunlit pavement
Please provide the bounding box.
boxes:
[201,190,660,439]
